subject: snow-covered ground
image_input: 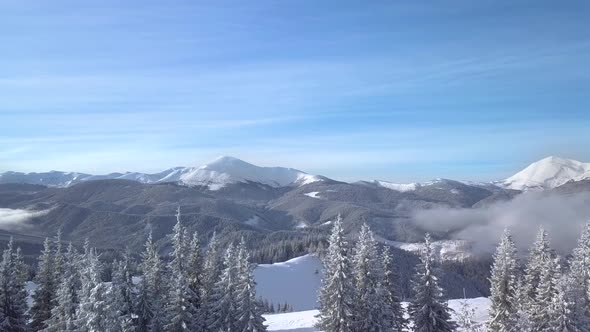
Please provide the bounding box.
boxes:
[264,298,491,331]
[256,254,490,331]
[254,255,323,311]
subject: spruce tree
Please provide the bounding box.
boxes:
[201,231,222,331]
[208,244,239,332]
[551,275,577,332]
[0,238,29,332]
[351,223,386,332]
[31,237,56,331]
[111,256,135,331]
[521,227,553,309]
[164,207,197,331]
[568,223,590,331]
[235,239,267,332]
[487,229,518,332]
[316,216,354,332]
[533,256,560,331]
[381,247,407,332]
[187,231,204,327]
[138,232,165,332]
[408,233,457,332]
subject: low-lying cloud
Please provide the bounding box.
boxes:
[0,208,49,230]
[412,192,590,254]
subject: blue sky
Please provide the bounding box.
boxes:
[1,0,590,182]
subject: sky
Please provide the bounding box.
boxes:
[1,0,590,182]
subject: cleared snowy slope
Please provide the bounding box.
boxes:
[180,156,322,190]
[264,298,491,331]
[254,254,323,310]
[501,156,590,190]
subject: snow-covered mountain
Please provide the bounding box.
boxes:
[178,156,323,190]
[500,156,590,191]
[0,156,323,190]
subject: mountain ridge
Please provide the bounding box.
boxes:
[2,155,590,191]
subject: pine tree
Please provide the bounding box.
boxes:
[487,229,519,332]
[568,223,590,331]
[381,247,407,332]
[316,216,354,332]
[533,256,561,331]
[0,238,29,332]
[42,243,80,332]
[31,237,57,331]
[209,244,239,332]
[201,231,222,332]
[164,207,197,331]
[111,255,136,331]
[137,232,165,332]
[521,227,553,311]
[408,233,457,332]
[551,275,577,332]
[511,277,534,332]
[186,231,204,328]
[235,239,267,332]
[75,246,110,332]
[351,223,386,332]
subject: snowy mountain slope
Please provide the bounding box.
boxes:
[264,298,491,331]
[254,254,323,311]
[179,156,322,190]
[500,156,590,190]
[0,156,323,190]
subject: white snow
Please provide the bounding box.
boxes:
[180,156,322,190]
[500,156,590,190]
[304,192,321,199]
[254,255,323,311]
[375,180,418,192]
[264,298,491,331]
[0,157,322,190]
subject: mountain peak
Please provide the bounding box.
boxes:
[501,156,590,190]
[180,156,322,189]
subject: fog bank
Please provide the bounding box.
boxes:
[0,208,48,230]
[412,192,590,254]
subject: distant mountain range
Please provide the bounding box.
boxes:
[2,155,589,298]
[2,155,589,192]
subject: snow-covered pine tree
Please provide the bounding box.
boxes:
[511,277,533,332]
[316,215,355,332]
[351,223,386,332]
[208,244,239,332]
[75,246,111,332]
[111,255,135,331]
[0,238,29,332]
[408,233,457,332]
[42,243,79,332]
[521,227,553,314]
[550,274,578,332]
[164,207,197,331]
[31,237,57,331]
[186,231,204,327]
[533,256,561,331]
[381,247,407,332]
[136,232,165,332]
[235,238,267,332]
[54,229,65,285]
[568,223,590,331]
[200,231,222,331]
[487,229,519,332]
